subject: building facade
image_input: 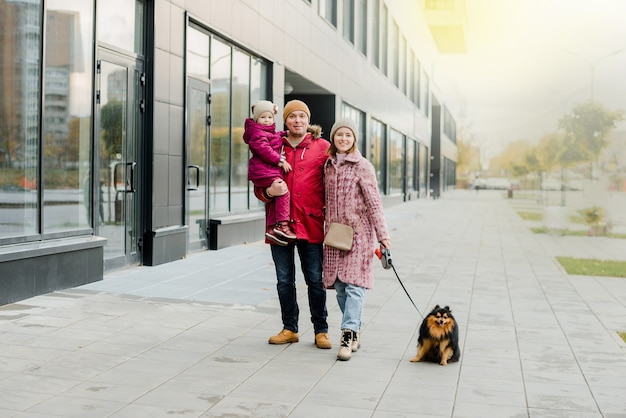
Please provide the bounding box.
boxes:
[0,0,460,305]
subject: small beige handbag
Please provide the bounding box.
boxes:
[323,222,355,251]
[323,212,365,251]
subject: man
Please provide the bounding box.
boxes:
[255,99,332,349]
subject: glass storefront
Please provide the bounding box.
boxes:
[0,0,95,241]
[389,129,405,195]
[406,138,416,193]
[205,34,269,215]
[369,118,387,193]
[186,24,269,250]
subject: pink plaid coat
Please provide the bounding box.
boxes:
[323,151,389,289]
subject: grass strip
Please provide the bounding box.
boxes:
[531,227,626,239]
[556,257,626,278]
[517,211,543,221]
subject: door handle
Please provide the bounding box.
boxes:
[187,165,200,191]
[126,162,136,193]
[113,162,136,193]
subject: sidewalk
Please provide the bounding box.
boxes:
[1,190,625,417]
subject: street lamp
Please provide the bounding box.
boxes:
[563,48,624,101]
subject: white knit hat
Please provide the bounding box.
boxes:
[330,118,358,143]
[251,100,277,122]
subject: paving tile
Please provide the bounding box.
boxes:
[201,395,293,417]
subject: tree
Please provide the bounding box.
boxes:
[488,139,532,175]
[456,138,481,176]
[100,99,124,160]
[558,101,624,172]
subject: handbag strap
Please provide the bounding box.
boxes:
[353,210,366,233]
[332,161,366,232]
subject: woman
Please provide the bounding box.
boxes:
[323,118,391,361]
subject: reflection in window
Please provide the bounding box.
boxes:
[371,0,380,68]
[424,73,430,116]
[43,1,94,233]
[355,0,367,56]
[0,0,42,239]
[412,53,421,108]
[406,139,416,192]
[191,29,269,215]
[400,35,406,94]
[443,106,457,142]
[209,37,231,214]
[381,5,388,76]
[231,49,250,211]
[249,58,267,208]
[369,118,386,193]
[98,0,144,55]
[187,26,210,80]
[389,129,404,195]
[390,20,399,88]
[343,0,354,44]
[319,0,337,27]
[419,144,429,195]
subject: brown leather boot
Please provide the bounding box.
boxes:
[268,329,299,344]
[315,332,332,349]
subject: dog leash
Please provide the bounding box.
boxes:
[376,248,423,318]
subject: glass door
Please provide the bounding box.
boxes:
[96,51,143,268]
[186,78,211,251]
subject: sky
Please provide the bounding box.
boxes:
[435,0,626,160]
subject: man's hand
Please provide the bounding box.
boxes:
[267,179,288,197]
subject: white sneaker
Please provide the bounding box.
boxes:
[351,329,360,352]
[337,329,353,361]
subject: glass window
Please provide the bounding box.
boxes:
[207,35,269,215]
[371,0,379,68]
[343,0,354,44]
[249,58,268,208]
[369,118,386,193]
[443,106,457,143]
[391,21,399,88]
[0,0,42,239]
[413,55,421,108]
[419,144,429,195]
[389,129,404,195]
[381,5,388,76]
[408,49,415,103]
[423,73,430,116]
[400,34,406,94]
[42,1,94,234]
[341,103,365,156]
[209,37,231,214]
[231,49,250,212]
[187,26,210,80]
[406,139,416,191]
[98,0,144,55]
[250,58,268,106]
[319,0,337,27]
[355,0,367,56]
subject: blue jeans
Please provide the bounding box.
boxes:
[334,279,365,332]
[271,241,328,334]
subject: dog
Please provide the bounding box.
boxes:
[410,305,460,366]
